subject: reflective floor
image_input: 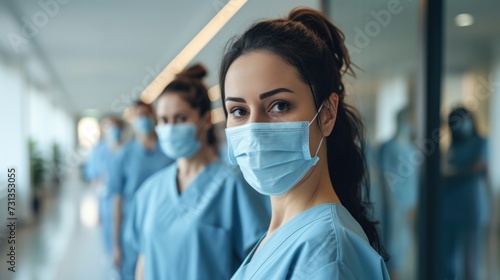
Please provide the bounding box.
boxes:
[0,173,108,280]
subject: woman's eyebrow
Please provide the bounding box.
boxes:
[225,97,246,103]
[225,88,294,102]
[259,88,294,100]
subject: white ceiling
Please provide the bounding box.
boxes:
[0,0,498,117]
[0,0,319,116]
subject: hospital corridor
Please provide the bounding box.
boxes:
[1,0,500,279]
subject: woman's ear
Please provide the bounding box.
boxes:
[201,111,212,132]
[320,93,339,137]
[196,112,212,141]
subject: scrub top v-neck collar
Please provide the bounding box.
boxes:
[242,203,338,273]
[168,161,215,205]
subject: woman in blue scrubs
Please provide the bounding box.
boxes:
[134,64,270,280]
[221,8,389,279]
[441,107,490,280]
[85,116,124,259]
[379,109,418,279]
[109,101,173,279]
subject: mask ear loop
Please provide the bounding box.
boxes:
[309,103,325,125]
[304,71,327,158]
[309,102,326,157]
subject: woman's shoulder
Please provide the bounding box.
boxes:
[136,164,176,199]
[296,204,369,244]
[291,204,386,275]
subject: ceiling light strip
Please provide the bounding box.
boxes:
[141,0,248,104]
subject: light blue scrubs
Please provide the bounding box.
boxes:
[133,161,270,280]
[85,140,120,255]
[379,139,418,272]
[84,140,107,182]
[232,203,389,280]
[108,138,173,279]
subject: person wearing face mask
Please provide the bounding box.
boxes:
[132,64,270,280]
[221,8,389,279]
[440,107,490,280]
[379,108,418,279]
[108,101,174,280]
[84,116,124,276]
[85,117,123,184]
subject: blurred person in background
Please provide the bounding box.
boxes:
[84,116,125,276]
[133,64,270,280]
[84,117,119,184]
[109,100,173,279]
[441,106,490,280]
[379,108,418,279]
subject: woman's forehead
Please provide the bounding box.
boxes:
[157,93,197,115]
[224,51,306,97]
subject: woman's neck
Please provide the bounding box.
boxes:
[267,158,340,235]
[138,133,156,150]
[176,144,214,193]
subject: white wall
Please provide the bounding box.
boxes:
[0,59,76,224]
[0,62,31,222]
[442,74,464,113]
[375,76,408,143]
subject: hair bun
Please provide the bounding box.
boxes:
[288,8,332,44]
[177,63,207,80]
[288,7,354,78]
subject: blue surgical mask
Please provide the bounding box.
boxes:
[155,124,201,159]
[105,126,121,145]
[225,104,325,196]
[456,117,473,137]
[134,116,154,135]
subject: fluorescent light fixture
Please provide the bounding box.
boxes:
[141,0,248,104]
[455,13,474,27]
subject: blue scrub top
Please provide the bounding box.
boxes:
[379,139,418,212]
[109,138,173,208]
[379,139,419,271]
[85,140,110,183]
[232,203,389,280]
[133,161,270,280]
[443,136,489,227]
[108,138,173,279]
[85,140,122,254]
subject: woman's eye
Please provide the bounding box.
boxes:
[230,108,247,117]
[270,101,290,113]
[175,115,188,123]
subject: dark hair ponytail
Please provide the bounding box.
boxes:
[160,63,217,149]
[220,7,386,258]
